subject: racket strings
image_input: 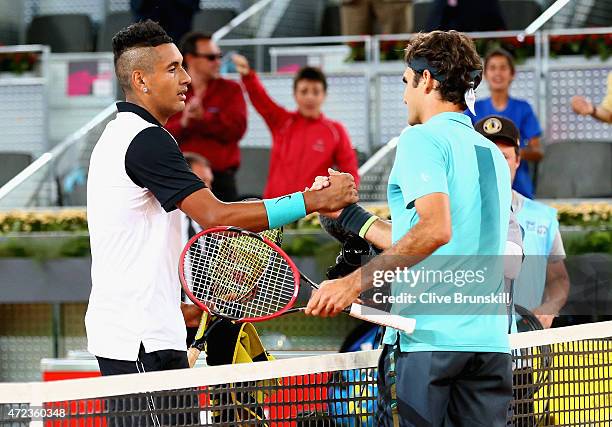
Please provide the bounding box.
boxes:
[184,230,296,320]
[211,234,265,301]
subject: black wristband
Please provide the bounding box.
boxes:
[337,204,374,236]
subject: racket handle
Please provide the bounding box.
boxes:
[347,303,416,334]
[187,347,201,368]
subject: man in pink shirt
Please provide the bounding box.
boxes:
[232,54,360,198]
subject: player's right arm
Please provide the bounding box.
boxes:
[126,126,357,234]
[178,178,357,233]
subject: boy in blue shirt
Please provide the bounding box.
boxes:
[465,48,543,199]
[306,31,513,426]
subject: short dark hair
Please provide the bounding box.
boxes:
[484,48,515,74]
[293,66,327,92]
[404,30,483,110]
[112,20,173,93]
[112,20,173,66]
[179,31,213,57]
[183,152,211,168]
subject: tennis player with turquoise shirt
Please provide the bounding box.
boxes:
[306,30,513,426]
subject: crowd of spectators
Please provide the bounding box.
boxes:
[131,2,609,202]
[165,33,360,201]
[163,43,611,202]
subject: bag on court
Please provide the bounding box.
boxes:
[206,318,279,424]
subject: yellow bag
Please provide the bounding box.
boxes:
[205,318,279,425]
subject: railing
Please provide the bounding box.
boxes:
[0,44,51,157]
[212,0,275,41]
[0,104,116,208]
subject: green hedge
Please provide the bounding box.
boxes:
[0,204,610,258]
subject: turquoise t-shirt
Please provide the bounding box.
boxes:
[382,112,512,353]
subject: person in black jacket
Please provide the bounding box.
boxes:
[131,0,200,42]
[427,0,506,32]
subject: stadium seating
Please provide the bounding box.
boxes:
[536,140,612,198]
[413,1,433,32]
[270,0,326,38]
[192,8,237,34]
[412,0,543,32]
[235,147,271,198]
[500,0,543,30]
[96,11,133,52]
[26,14,94,53]
[0,153,31,187]
[585,0,612,26]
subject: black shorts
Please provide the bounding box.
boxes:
[375,345,513,427]
[96,343,189,375]
[96,344,196,426]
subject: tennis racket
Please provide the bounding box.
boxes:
[511,305,552,424]
[186,226,283,367]
[179,226,416,334]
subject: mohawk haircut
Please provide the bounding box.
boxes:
[112,20,174,94]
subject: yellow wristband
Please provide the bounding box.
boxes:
[358,215,379,238]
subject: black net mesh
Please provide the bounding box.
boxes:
[1,324,611,426]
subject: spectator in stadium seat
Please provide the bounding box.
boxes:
[340,0,413,35]
[130,0,199,43]
[571,71,612,124]
[231,54,360,198]
[465,48,543,199]
[166,32,247,201]
[475,115,570,329]
[427,0,506,32]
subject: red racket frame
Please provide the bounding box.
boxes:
[179,226,301,323]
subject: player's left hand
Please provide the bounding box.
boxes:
[305,276,360,317]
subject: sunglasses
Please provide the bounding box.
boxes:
[192,52,223,61]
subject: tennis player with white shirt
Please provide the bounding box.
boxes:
[306,31,514,425]
[85,20,357,377]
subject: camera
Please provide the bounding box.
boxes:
[326,235,375,280]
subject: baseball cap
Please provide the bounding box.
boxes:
[474,115,520,147]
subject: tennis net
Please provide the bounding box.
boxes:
[0,321,611,426]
